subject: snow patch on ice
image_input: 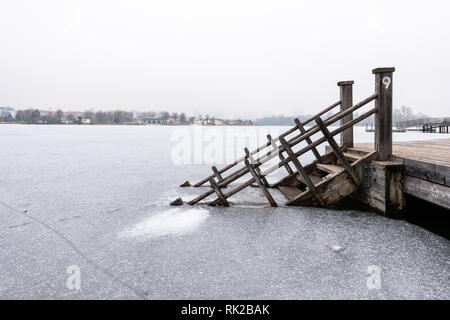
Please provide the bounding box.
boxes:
[121,208,209,238]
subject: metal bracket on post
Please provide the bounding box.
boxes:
[267,134,294,175]
[293,118,321,160]
[208,178,229,207]
[362,163,374,188]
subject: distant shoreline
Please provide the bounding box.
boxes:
[1,122,372,127]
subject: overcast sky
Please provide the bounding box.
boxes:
[1,0,449,118]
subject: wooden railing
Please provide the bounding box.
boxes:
[188,97,377,206]
[190,100,342,188]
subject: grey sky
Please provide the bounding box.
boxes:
[1,0,449,118]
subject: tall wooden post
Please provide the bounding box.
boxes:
[338,81,354,148]
[373,67,395,161]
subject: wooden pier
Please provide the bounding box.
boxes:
[396,117,450,133]
[352,139,450,213]
[172,67,449,218]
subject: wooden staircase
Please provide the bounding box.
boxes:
[170,80,380,208]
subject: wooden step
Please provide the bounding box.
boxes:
[346,148,369,156]
[278,186,304,201]
[343,152,363,161]
[316,163,344,174]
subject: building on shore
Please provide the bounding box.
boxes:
[143,116,164,125]
[0,107,16,121]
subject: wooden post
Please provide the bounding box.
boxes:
[373,67,395,161]
[351,161,405,218]
[294,119,321,159]
[338,80,354,148]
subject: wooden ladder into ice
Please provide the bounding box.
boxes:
[170,95,378,207]
[170,68,397,207]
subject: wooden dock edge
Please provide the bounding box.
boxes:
[326,145,450,218]
[403,176,450,210]
[350,160,405,219]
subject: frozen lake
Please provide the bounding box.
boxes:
[0,124,449,299]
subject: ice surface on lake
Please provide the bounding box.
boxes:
[0,124,449,299]
[122,208,209,238]
[328,245,345,252]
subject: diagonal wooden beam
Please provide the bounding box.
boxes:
[294,118,321,160]
[279,137,324,205]
[188,108,375,206]
[267,134,294,175]
[245,148,270,187]
[208,179,229,206]
[211,166,224,183]
[245,159,277,207]
[315,117,361,185]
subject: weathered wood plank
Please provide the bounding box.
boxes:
[278,186,303,201]
[351,160,405,217]
[208,178,229,206]
[245,159,277,207]
[345,147,370,156]
[373,67,395,161]
[343,152,362,161]
[273,145,345,187]
[355,139,450,167]
[189,100,341,188]
[316,164,344,174]
[402,159,450,187]
[279,137,324,205]
[245,147,270,187]
[287,166,360,206]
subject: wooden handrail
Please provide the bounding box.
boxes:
[191,100,341,187]
[207,106,377,205]
[195,99,347,189]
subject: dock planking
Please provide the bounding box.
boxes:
[355,139,450,176]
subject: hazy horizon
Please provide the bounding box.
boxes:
[1,0,450,118]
